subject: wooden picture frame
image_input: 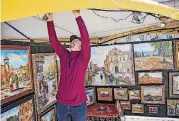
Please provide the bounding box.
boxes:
[38,105,57,121]
[1,95,36,121]
[128,90,140,100]
[132,104,144,114]
[97,88,113,101]
[120,101,131,110]
[141,85,165,104]
[175,41,179,70]
[32,53,58,114]
[138,71,163,84]
[114,88,128,100]
[169,72,179,98]
[1,45,34,105]
[167,99,179,116]
[86,87,96,106]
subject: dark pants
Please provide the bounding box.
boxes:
[56,102,87,121]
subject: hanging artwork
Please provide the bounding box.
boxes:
[86,87,96,106]
[134,41,174,71]
[132,104,144,114]
[86,44,135,86]
[169,72,179,98]
[167,100,179,116]
[138,71,163,84]
[56,55,60,81]
[120,101,131,110]
[147,105,159,114]
[141,85,165,104]
[1,96,35,121]
[175,41,179,70]
[1,45,33,105]
[128,90,140,100]
[97,88,113,101]
[38,105,56,121]
[32,53,58,114]
[114,88,128,100]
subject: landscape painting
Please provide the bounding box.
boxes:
[169,72,179,98]
[134,41,174,71]
[86,44,135,86]
[120,101,131,110]
[1,45,33,104]
[175,41,179,70]
[138,71,163,84]
[32,53,58,114]
[141,86,165,104]
[39,105,56,121]
[167,100,179,116]
[114,88,128,100]
[132,104,144,114]
[86,87,96,106]
[128,90,140,100]
[1,97,35,121]
[97,88,113,101]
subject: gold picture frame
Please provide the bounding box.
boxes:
[97,88,113,101]
[128,90,140,100]
[132,104,144,114]
[114,88,128,100]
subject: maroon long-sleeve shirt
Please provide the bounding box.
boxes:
[47,16,91,106]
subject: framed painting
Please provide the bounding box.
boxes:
[120,101,131,110]
[175,41,179,70]
[32,53,58,114]
[114,88,128,100]
[86,87,96,106]
[134,41,174,71]
[132,104,144,114]
[38,105,56,121]
[97,88,113,101]
[167,100,179,116]
[86,44,135,86]
[141,85,165,104]
[147,105,159,114]
[1,45,33,105]
[1,95,36,121]
[56,55,60,81]
[169,72,179,98]
[128,90,140,100]
[138,71,163,84]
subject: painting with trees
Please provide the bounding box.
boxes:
[32,53,58,114]
[134,41,174,70]
[1,45,33,104]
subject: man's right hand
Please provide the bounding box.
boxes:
[47,13,53,21]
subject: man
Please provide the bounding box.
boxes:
[47,10,91,121]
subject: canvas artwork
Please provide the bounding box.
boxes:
[175,41,179,70]
[169,72,179,98]
[167,100,179,116]
[1,45,33,104]
[134,41,174,71]
[147,105,159,114]
[114,88,128,100]
[39,105,56,121]
[120,101,131,110]
[97,88,113,101]
[86,87,96,106]
[132,104,144,114]
[32,53,58,114]
[128,90,140,100]
[138,71,163,84]
[141,86,165,104]
[86,44,135,86]
[1,97,35,121]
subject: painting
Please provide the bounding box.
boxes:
[114,88,128,100]
[132,104,144,114]
[147,105,159,114]
[97,88,113,101]
[128,90,140,100]
[1,45,33,104]
[1,96,35,121]
[56,55,60,81]
[38,105,56,121]
[85,44,135,86]
[134,41,174,71]
[169,72,179,98]
[120,101,131,110]
[175,41,179,70]
[32,53,58,114]
[138,71,163,84]
[167,100,179,116]
[86,87,96,106]
[141,85,165,104]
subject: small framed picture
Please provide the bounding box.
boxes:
[167,99,179,116]
[97,88,113,101]
[86,87,96,106]
[120,101,131,110]
[114,88,128,100]
[132,104,144,114]
[38,105,56,121]
[169,72,179,98]
[147,105,159,114]
[128,90,140,100]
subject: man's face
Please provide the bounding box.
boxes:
[70,39,81,51]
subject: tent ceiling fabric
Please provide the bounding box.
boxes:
[1,0,179,22]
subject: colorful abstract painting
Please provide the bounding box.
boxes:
[86,44,135,86]
[39,105,56,121]
[1,45,33,104]
[134,41,174,70]
[32,53,58,114]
